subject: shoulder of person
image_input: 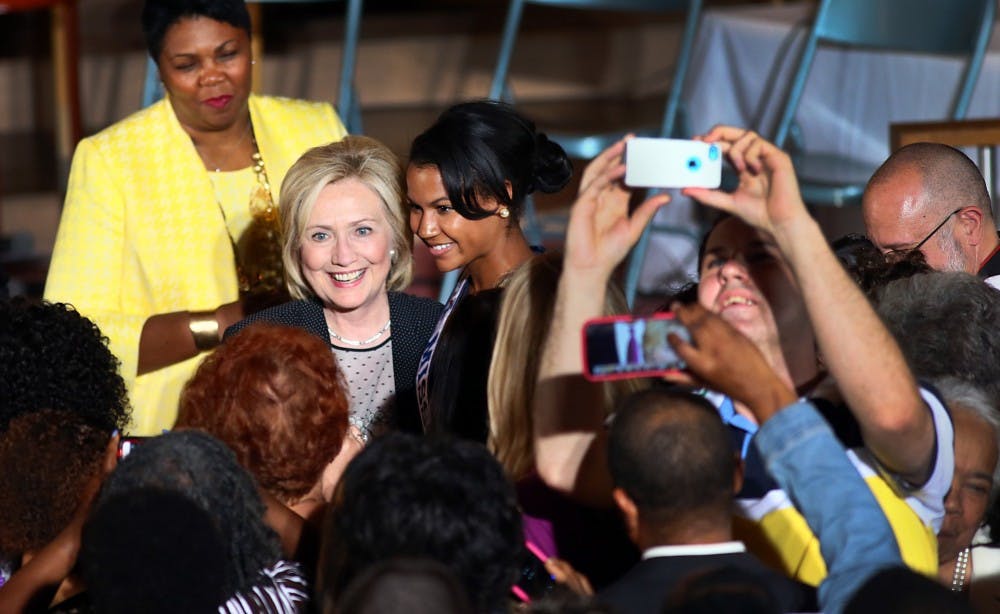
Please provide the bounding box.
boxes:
[249,94,338,124]
[76,99,173,155]
[388,291,444,319]
[224,299,323,339]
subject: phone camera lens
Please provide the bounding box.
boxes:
[687,157,702,171]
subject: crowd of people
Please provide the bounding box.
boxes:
[2,0,1000,612]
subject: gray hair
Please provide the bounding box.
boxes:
[932,377,1000,502]
[875,271,1000,410]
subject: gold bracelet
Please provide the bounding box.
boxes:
[188,311,220,352]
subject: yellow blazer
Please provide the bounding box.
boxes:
[45,95,347,434]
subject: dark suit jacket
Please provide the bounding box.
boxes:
[598,551,815,614]
[226,292,443,433]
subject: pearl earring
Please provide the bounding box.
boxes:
[389,249,397,261]
[498,207,511,219]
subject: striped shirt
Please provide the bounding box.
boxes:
[220,560,310,614]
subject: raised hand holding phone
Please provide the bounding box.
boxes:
[683,127,807,237]
[624,137,722,189]
[581,313,692,381]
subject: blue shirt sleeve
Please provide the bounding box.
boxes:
[753,401,903,614]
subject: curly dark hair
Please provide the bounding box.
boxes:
[320,433,523,613]
[176,322,349,504]
[0,409,108,552]
[99,430,281,596]
[0,298,130,433]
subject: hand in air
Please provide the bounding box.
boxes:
[684,126,807,237]
[565,137,671,279]
[664,301,796,422]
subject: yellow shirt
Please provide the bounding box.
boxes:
[728,387,953,586]
[45,95,346,434]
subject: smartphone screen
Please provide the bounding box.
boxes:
[582,313,691,381]
[511,541,555,603]
[624,137,722,189]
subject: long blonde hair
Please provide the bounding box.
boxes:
[487,252,643,480]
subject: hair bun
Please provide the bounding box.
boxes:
[531,133,572,194]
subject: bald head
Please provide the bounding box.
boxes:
[863,143,995,273]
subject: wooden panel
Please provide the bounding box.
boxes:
[890,118,1000,151]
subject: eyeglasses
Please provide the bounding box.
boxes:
[885,208,963,259]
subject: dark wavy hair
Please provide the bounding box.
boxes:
[142,0,252,60]
[409,100,572,220]
[0,409,109,553]
[0,298,130,433]
[99,430,281,596]
[320,433,522,613]
[177,322,350,504]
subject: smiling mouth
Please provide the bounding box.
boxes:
[427,242,455,254]
[722,296,756,308]
[332,270,364,283]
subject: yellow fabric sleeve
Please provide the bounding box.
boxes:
[45,95,347,434]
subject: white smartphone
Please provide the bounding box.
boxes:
[624,137,722,189]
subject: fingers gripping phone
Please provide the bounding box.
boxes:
[624,137,722,189]
[582,313,692,381]
[511,541,556,603]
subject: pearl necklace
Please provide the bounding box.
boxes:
[951,547,970,592]
[329,319,391,347]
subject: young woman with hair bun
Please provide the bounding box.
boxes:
[407,100,573,428]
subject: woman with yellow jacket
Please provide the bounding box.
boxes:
[45,0,346,434]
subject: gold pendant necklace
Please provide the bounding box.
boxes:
[202,125,285,297]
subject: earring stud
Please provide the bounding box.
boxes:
[498,207,510,219]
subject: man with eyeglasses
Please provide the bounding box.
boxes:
[862,142,1000,288]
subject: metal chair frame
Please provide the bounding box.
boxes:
[440,0,704,305]
[770,0,995,208]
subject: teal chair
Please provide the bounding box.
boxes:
[439,0,704,305]
[142,0,364,134]
[769,0,995,208]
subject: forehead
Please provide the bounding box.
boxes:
[863,168,928,237]
[309,178,388,221]
[162,16,245,52]
[405,164,445,199]
[701,217,780,260]
[953,407,1000,469]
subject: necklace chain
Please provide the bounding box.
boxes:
[951,546,970,592]
[201,119,283,296]
[329,319,392,347]
[195,120,252,173]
